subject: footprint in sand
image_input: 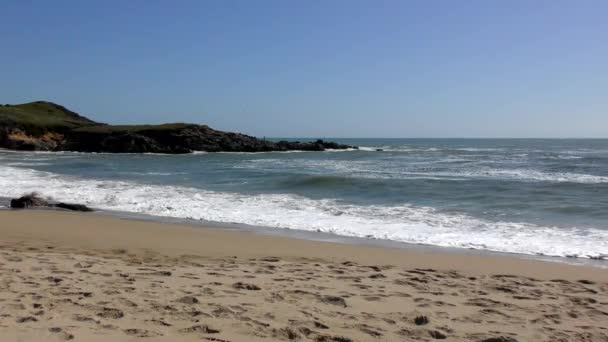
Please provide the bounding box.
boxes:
[232,282,261,290]
[179,324,220,334]
[124,328,162,337]
[97,307,124,319]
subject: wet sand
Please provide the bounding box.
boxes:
[0,210,606,341]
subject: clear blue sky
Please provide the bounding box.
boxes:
[1,0,606,138]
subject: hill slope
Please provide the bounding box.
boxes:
[0,101,99,133]
[0,101,355,153]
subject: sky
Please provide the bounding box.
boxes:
[1,0,606,138]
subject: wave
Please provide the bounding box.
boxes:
[1,165,607,259]
[7,162,51,166]
[117,171,188,176]
[475,169,608,184]
[238,159,608,184]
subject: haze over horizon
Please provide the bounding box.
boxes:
[1,0,606,138]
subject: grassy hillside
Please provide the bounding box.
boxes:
[0,101,99,135]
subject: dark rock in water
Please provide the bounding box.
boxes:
[53,203,93,212]
[10,199,24,209]
[10,193,48,209]
[9,193,93,212]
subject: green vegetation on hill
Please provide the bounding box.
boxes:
[0,101,99,135]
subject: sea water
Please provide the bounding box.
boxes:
[1,138,607,259]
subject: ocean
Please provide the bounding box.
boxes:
[1,138,607,260]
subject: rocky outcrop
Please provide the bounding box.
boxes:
[10,193,49,208]
[60,125,355,153]
[0,101,356,153]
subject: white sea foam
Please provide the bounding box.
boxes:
[455,148,505,152]
[7,162,51,166]
[118,171,187,176]
[237,158,608,184]
[1,165,607,259]
[476,169,608,184]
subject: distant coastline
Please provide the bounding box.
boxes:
[0,101,355,153]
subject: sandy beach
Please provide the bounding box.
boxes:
[0,210,606,342]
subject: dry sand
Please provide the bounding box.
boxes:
[0,210,606,341]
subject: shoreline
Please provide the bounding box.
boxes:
[97,207,608,269]
[2,201,606,269]
[0,210,607,341]
[1,210,606,280]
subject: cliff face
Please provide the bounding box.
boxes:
[0,101,355,153]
